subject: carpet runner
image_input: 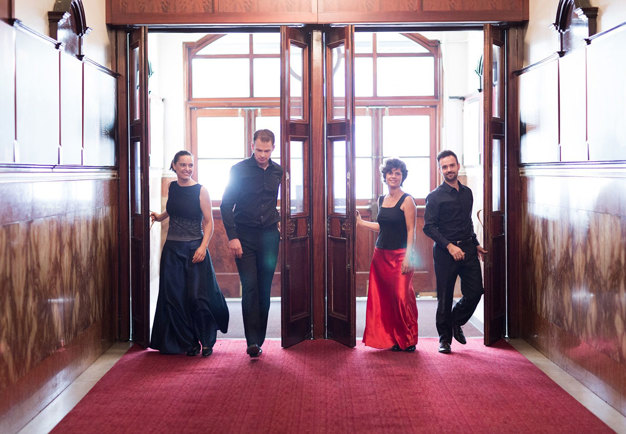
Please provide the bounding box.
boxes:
[52,339,611,433]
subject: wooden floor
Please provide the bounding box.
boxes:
[224,296,483,340]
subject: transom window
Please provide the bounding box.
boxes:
[353,32,440,204]
[184,31,440,204]
[185,33,282,201]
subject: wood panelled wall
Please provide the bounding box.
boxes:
[0,19,119,433]
[0,0,11,20]
[106,0,528,25]
[516,24,626,417]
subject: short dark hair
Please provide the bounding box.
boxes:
[170,150,193,171]
[253,129,275,145]
[380,158,408,186]
[436,150,458,164]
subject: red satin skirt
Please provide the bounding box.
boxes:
[362,248,418,350]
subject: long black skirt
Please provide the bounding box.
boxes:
[150,239,229,354]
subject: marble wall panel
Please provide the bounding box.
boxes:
[0,177,118,430]
[521,170,626,415]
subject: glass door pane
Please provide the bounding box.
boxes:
[382,114,430,157]
[332,140,347,213]
[290,44,304,119]
[492,138,502,211]
[331,45,346,119]
[492,44,502,118]
[290,140,305,214]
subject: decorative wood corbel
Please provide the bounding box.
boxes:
[48,0,91,58]
[552,0,598,53]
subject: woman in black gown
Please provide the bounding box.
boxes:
[150,150,229,357]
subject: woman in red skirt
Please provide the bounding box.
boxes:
[358,158,418,352]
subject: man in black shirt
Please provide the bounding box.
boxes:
[220,129,283,358]
[423,150,487,354]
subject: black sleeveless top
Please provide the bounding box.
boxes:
[165,182,203,241]
[375,193,409,250]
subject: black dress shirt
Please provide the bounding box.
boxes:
[423,181,478,249]
[220,156,283,240]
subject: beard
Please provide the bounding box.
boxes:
[444,171,458,182]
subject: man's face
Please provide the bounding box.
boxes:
[438,155,459,183]
[252,139,274,168]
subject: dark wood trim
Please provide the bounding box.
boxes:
[82,56,119,77]
[586,21,626,43]
[108,12,319,26]
[187,98,280,108]
[183,39,191,153]
[310,28,325,339]
[114,29,130,341]
[13,19,62,49]
[513,52,561,76]
[106,0,528,26]
[0,164,117,173]
[0,0,13,21]
[519,162,626,176]
[506,26,523,338]
[316,11,528,25]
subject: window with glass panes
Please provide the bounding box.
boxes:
[354,32,440,205]
[185,33,281,202]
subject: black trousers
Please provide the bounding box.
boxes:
[433,242,484,344]
[235,225,280,347]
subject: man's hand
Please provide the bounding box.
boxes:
[447,243,465,261]
[477,245,488,261]
[228,238,243,258]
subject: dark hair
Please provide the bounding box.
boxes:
[170,150,193,171]
[380,158,408,186]
[436,150,459,164]
[253,129,275,145]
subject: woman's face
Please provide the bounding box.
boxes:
[172,155,194,181]
[385,167,403,188]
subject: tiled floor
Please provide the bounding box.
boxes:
[18,301,626,434]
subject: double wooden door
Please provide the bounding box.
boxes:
[280,26,356,348]
[123,24,508,349]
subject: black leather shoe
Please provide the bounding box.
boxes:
[438,342,451,354]
[202,346,213,357]
[404,345,416,352]
[453,325,467,345]
[247,344,261,358]
[186,344,201,356]
[391,344,401,352]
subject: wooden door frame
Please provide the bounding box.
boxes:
[116,24,520,346]
[324,25,356,347]
[505,25,524,339]
[114,28,131,341]
[482,24,507,345]
[127,27,151,348]
[281,26,314,347]
[310,28,326,338]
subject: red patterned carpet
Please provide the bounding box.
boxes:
[52,339,611,433]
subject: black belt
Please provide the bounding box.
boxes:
[452,237,474,246]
